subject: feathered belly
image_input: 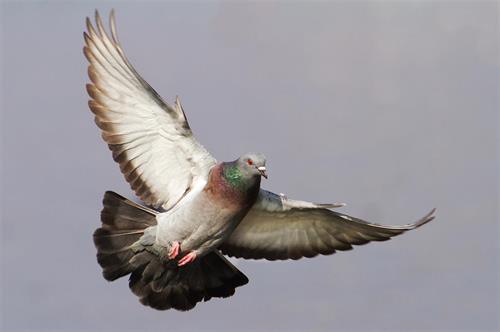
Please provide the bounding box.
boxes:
[155,190,248,256]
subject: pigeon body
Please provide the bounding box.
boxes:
[155,155,264,260]
[85,11,436,311]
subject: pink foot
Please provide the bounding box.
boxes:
[168,241,180,259]
[177,251,197,266]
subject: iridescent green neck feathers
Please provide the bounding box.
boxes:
[222,163,246,190]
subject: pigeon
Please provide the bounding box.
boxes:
[84,10,436,311]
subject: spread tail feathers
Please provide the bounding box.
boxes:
[93,191,249,311]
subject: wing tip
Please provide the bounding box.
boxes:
[94,9,101,23]
[335,206,436,232]
[109,9,119,44]
[401,207,436,230]
[316,202,347,209]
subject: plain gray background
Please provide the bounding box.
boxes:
[1,1,498,331]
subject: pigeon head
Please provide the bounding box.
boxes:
[236,153,267,179]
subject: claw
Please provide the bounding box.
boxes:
[168,241,180,259]
[177,251,197,266]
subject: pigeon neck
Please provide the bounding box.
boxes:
[218,162,261,208]
[222,162,246,191]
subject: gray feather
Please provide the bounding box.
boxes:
[221,189,436,260]
[93,191,248,311]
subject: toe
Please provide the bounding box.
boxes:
[168,241,180,259]
[178,252,196,266]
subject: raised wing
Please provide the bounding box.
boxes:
[220,190,435,260]
[84,11,216,210]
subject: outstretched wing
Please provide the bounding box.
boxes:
[220,190,435,260]
[84,11,216,210]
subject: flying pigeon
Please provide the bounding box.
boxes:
[84,10,436,311]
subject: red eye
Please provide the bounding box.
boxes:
[247,159,253,165]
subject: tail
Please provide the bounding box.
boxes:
[93,191,249,311]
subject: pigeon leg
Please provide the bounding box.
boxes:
[178,251,197,266]
[168,241,180,259]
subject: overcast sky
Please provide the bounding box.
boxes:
[1,1,498,331]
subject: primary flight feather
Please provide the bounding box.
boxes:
[85,10,435,311]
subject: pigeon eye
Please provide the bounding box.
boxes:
[247,159,253,166]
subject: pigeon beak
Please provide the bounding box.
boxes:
[257,166,268,179]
